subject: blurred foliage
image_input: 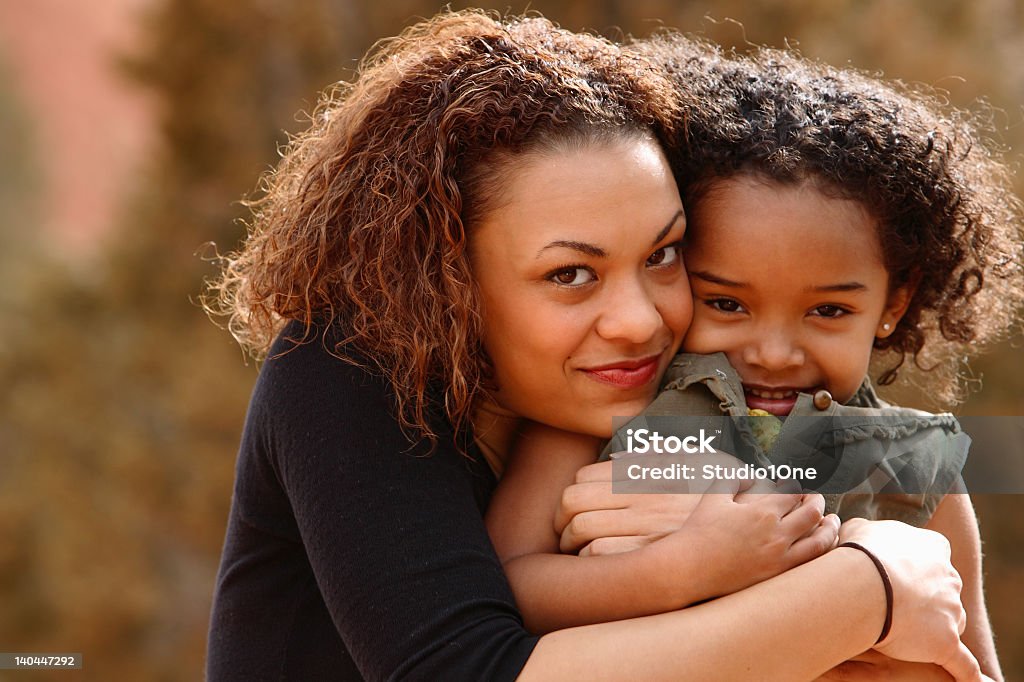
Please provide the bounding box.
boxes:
[0,0,1021,680]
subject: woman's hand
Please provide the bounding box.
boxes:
[838,519,982,682]
[815,650,955,681]
[815,651,998,682]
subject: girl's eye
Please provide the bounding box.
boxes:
[706,298,745,313]
[549,267,595,287]
[647,243,682,267]
[812,304,849,318]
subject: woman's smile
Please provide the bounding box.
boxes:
[579,352,665,389]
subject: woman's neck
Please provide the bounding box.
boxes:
[472,400,524,479]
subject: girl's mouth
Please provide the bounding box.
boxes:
[744,386,811,417]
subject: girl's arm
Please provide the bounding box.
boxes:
[926,489,1002,681]
[487,422,839,633]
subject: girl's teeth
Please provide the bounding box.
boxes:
[750,388,796,399]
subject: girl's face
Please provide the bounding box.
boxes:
[683,175,912,416]
[471,136,690,438]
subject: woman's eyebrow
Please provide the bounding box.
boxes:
[537,240,607,258]
[650,210,685,247]
[536,210,685,259]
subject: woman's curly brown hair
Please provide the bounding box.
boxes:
[206,10,678,445]
[636,34,1024,405]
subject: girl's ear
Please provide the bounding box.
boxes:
[876,272,920,339]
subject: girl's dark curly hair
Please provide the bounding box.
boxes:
[206,10,678,445]
[636,34,1024,404]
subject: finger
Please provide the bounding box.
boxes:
[573,460,615,483]
[938,641,981,682]
[578,535,647,557]
[559,509,651,554]
[734,475,757,493]
[702,473,742,497]
[823,514,841,548]
[837,517,869,544]
[554,481,624,533]
[735,477,781,496]
[787,495,828,540]
[738,490,806,518]
[777,495,827,539]
[785,514,841,567]
[775,478,803,494]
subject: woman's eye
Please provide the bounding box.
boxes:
[647,244,681,267]
[812,304,848,318]
[549,267,595,286]
[707,298,744,313]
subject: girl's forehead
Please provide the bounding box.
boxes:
[686,176,889,283]
[692,176,877,242]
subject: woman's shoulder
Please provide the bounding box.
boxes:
[247,318,493,492]
[253,319,391,416]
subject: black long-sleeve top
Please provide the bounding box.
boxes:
[206,322,538,680]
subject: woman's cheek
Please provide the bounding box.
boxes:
[656,280,693,343]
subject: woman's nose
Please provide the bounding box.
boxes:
[595,278,662,344]
[742,327,805,371]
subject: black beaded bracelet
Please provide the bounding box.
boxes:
[839,542,894,644]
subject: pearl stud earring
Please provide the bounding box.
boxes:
[882,323,891,331]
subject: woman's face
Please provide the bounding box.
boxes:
[471,135,690,438]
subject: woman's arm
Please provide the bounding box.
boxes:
[926,490,1002,680]
[208,329,538,681]
[521,520,981,682]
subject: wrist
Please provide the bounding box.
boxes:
[832,545,891,649]
[838,542,893,644]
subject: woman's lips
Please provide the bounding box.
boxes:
[582,356,661,389]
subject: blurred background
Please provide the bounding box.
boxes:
[0,0,1021,679]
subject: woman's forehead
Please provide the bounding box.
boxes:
[471,138,682,254]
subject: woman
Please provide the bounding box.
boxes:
[205,10,978,681]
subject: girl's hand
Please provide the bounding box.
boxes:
[554,458,703,555]
[838,519,982,682]
[555,455,825,556]
[555,455,840,598]
[644,479,840,599]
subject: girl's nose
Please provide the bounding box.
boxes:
[742,327,805,371]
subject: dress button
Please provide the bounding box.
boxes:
[813,389,833,411]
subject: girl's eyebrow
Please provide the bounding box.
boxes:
[690,270,745,287]
[808,282,868,292]
[535,210,685,260]
[691,271,870,294]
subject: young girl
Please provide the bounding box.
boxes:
[486,42,1023,680]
